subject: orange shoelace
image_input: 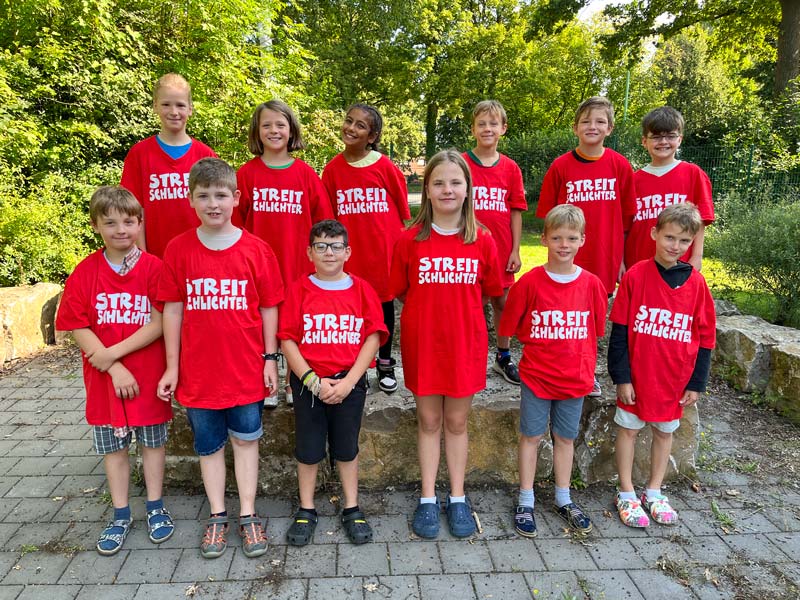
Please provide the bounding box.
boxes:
[240,522,266,545]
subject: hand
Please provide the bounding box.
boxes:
[263,361,278,396]
[108,363,139,400]
[617,383,635,405]
[688,256,702,272]
[506,251,522,274]
[618,261,627,282]
[86,346,117,372]
[317,378,344,404]
[320,377,353,404]
[157,367,178,402]
[679,389,699,407]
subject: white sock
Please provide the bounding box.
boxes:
[618,490,637,501]
[645,488,662,501]
[518,488,534,508]
[448,495,466,504]
[554,486,572,508]
[419,496,437,505]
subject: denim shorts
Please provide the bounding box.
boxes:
[92,423,168,455]
[185,400,264,456]
[520,382,584,440]
[614,407,681,433]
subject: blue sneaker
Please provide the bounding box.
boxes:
[412,498,440,539]
[514,505,537,538]
[555,502,593,533]
[445,496,476,538]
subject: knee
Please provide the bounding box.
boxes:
[617,427,639,441]
[491,295,506,311]
[230,435,257,449]
[520,434,543,447]
[552,433,575,448]
[651,428,673,442]
[418,414,443,435]
[443,413,468,436]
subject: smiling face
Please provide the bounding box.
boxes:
[341,108,377,152]
[189,184,240,232]
[542,226,585,271]
[307,234,350,280]
[642,130,682,167]
[93,208,142,258]
[471,110,507,151]
[154,85,193,136]
[426,160,468,221]
[573,107,612,151]
[651,221,694,269]
[258,108,291,155]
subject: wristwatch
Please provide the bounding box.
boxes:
[262,352,281,361]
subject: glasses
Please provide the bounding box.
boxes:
[311,242,347,254]
[647,133,681,141]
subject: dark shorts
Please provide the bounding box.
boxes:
[291,371,367,464]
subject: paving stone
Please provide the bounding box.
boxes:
[59,550,128,585]
[5,498,66,523]
[265,516,292,543]
[47,425,92,440]
[721,533,787,563]
[43,412,85,426]
[4,522,70,552]
[6,476,64,498]
[132,582,249,600]
[0,526,20,552]
[160,495,204,521]
[253,496,292,518]
[0,554,18,583]
[360,576,419,599]
[0,413,14,425]
[169,547,233,583]
[46,440,94,457]
[642,519,694,538]
[714,562,799,598]
[586,538,647,570]
[0,457,20,475]
[0,478,22,498]
[313,515,348,544]
[7,413,54,427]
[337,542,390,576]
[6,441,54,458]
[7,389,47,401]
[0,440,21,457]
[628,537,691,566]
[5,425,55,440]
[0,584,24,600]
[471,572,532,599]
[51,476,107,498]
[15,584,81,600]
[149,519,197,550]
[58,521,101,551]
[519,510,559,538]
[767,531,800,560]
[284,543,336,578]
[369,514,412,542]
[226,545,286,581]
[418,574,476,600]
[686,566,739,600]
[382,491,418,515]
[576,569,645,599]
[469,488,514,514]
[245,578,308,600]
[53,498,109,524]
[626,569,698,599]
[535,538,597,571]
[76,584,140,600]
[588,511,650,539]
[7,457,61,476]
[679,510,720,536]
[387,542,441,575]
[1,552,72,585]
[762,505,800,532]
[486,538,545,572]
[439,540,493,574]
[308,576,365,600]
[680,535,733,565]
[115,548,181,584]
[473,511,516,541]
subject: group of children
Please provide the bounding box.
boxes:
[55,72,716,559]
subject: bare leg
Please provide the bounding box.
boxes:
[415,395,444,498]
[337,457,359,509]
[491,290,510,349]
[647,428,674,491]
[442,395,473,498]
[615,427,639,493]
[552,433,575,490]
[140,445,165,502]
[297,462,319,509]
[200,447,227,515]
[231,437,259,516]
[518,434,542,490]
[104,449,130,509]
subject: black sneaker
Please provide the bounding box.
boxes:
[377,358,398,394]
[492,355,520,385]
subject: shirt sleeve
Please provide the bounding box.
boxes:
[609,270,632,326]
[157,248,184,303]
[387,160,411,221]
[56,266,91,331]
[593,277,608,337]
[536,162,559,218]
[236,165,252,228]
[693,166,715,223]
[360,280,390,346]
[255,242,285,308]
[308,167,335,223]
[497,276,528,338]
[146,256,165,313]
[321,162,339,218]
[480,233,504,297]
[389,235,411,300]
[696,277,717,349]
[276,282,303,342]
[509,160,528,211]
[120,145,143,204]
[607,323,631,384]
[617,155,637,232]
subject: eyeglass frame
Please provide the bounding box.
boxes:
[310,241,348,254]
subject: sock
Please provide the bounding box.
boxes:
[618,491,636,502]
[518,488,534,509]
[419,496,438,505]
[449,494,466,504]
[496,348,511,360]
[554,486,572,508]
[645,488,662,501]
[378,358,392,366]
[238,514,254,519]
[113,505,131,522]
[210,510,228,518]
[342,505,360,517]
[299,507,318,516]
[145,498,163,513]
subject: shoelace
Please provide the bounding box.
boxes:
[241,522,266,544]
[203,522,226,546]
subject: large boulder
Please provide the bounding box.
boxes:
[765,342,800,423]
[0,284,62,364]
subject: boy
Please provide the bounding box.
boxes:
[56,186,174,556]
[608,203,716,527]
[463,100,528,385]
[278,220,387,545]
[157,158,284,558]
[624,106,714,271]
[499,205,607,537]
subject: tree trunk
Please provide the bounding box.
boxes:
[425,101,438,159]
[776,0,800,95]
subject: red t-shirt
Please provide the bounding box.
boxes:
[499,266,607,399]
[463,152,528,288]
[625,161,715,267]
[322,153,410,301]
[536,149,636,293]
[120,136,217,258]
[390,226,503,397]
[610,259,716,421]
[277,275,389,377]
[237,157,334,286]
[157,230,284,409]
[56,250,171,427]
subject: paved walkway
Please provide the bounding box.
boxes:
[1,348,799,599]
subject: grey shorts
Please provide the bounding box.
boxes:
[92,423,169,455]
[614,407,681,433]
[520,383,584,440]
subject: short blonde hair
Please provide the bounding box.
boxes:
[543,204,585,235]
[574,96,615,128]
[90,186,142,223]
[189,158,237,195]
[153,73,192,107]
[655,203,702,235]
[472,100,507,125]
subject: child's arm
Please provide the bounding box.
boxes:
[260,306,279,395]
[320,332,381,404]
[688,225,705,272]
[507,209,523,274]
[71,329,140,399]
[86,309,163,372]
[157,302,183,401]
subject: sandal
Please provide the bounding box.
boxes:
[239,515,268,558]
[96,518,133,556]
[615,493,650,528]
[640,492,678,525]
[146,507,175,543]
[341,510,373,545]
[200,515,229,559]
[286,509,318,546]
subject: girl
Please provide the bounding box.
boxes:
[322,104,410,395]
[238,100,333,407]
[390,150,503,539]
[120,73,217,258]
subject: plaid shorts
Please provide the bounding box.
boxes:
[92,423,169,455]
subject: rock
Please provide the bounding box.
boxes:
[766,342,800,424]
[714,298,741,317]
[0,284,62,364]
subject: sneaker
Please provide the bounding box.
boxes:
[640,492,678,525]
[492,355,520,385]
[200,515,229,559]
[615,493,650,528]
[587,378,602,398]
[96,518,132,556]
[445,496,476,538]
[263,394,279,409]
[239,515,268,558]
[412,498,440,539]
[146,507,174,543]
[514,505,537,538]
[376,358,398,394]
[555,502,593,533]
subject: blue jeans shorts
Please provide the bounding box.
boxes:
[185,400,264,456]
[520,382,584,440]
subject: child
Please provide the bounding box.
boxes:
[463,100,528,386]
[156,158,284,558]
[624,106,714,271]
[120,73,217,258]
[56,186,174,556]
[278,220,388,546]
[322,104,410,395]
[499,205,607,537]
[238,100,334,407]
[608,203,716,527]
[390,150,503,539]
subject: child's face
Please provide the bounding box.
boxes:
[92,209,142,254]
[258,108,291,155]
[642,130,682,166]
[426,161,467,219]
[307,235,350,280]
[541,226,585,267]
[341,108,377,151]
[651,222,694,269]
[189,184,240,230]
[154,85,193,135]
[471,111,507,150]
[573,108,612,148]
